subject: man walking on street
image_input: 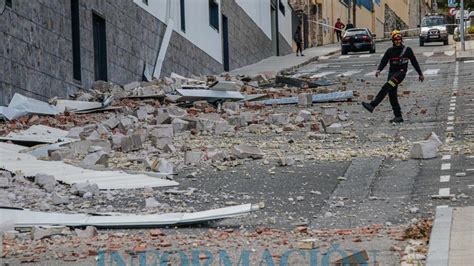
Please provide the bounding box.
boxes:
[294,25,304,56]
[345,20,354,30]
[334,18,345,42]
[361,30,424,123]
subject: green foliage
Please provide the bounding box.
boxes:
[469,26,474,34]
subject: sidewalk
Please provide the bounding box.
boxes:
[229,43,341,77]
[426,206,474,265]
[455,39,474,61]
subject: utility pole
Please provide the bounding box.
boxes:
[461,0,465,51]
[352,0,357,27]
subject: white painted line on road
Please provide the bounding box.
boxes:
[359,54,371,58]
[450,99,456,103]
[448,112,454,115]
[423,52,434,57]
[450,103,456,107]
[338,70,363,77]
[424,68,440,76]
[440,175,451,183]
[442,155,452,160]
[364,70,377,77]
[466,169,474,172]
[447,116,454,121]
[444,50,455,56]
[451,96,457,99]
[450,107,455,111]
[447,126,454,131]
[464,60,474,64]
[441,163,451,170]
[310,71,335,78]
[454,61,459,89]
[318,55,332,60]
[447,121,454,125]
[438,188,451,197]
[338,55,351,59]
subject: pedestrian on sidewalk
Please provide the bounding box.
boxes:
[334,18,345,42]
[362,30,424,123]
[294,25,304,56]
[345,20,354,30]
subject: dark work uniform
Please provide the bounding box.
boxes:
[369,44,423,118]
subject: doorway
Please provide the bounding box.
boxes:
[92,12,107,81]
[270,0,279,56]
[222,14,229,72]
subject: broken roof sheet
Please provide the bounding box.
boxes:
[0,142,179,190]
[0,125,73,144]
[0,204,262,228]
[175,89,244,102]
[255,91,353,105]
[8,93,58,115]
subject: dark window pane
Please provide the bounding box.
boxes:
[71,0,81,81]
[180,0,185,32]
[209,0,219,30]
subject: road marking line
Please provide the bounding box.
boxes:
[454,61,459,89]
[451,96,457,99]
[447,122,454,125]
[441,163,451,170]
[450,107,455,111]
[447,126,454,131]
[310,71,336,78]
[464,60,474,64]
[423,52,434,57]
[338,70,363,77]
[469,185,474,189]
[450,99,456,103]
[318,55,332,60]
[466,155,474,159]
[438,188,451,197]
[447,116,454,121]
[423,69,440,76]
[444,50,455,56]
[338,55,351,59]
[359,54,371,58]
[448,112,454,115]
[442,155,451,160]
[450,103,456,107]
[466,169,474,172]
[440,175,451,182]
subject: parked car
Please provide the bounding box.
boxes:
[419,14,449,46]
[341,28,376,55]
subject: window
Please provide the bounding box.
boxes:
[6,0,12,8]
[71,0,81,81]
[142,0,148,5]
[180,0,185,32]
[92,13,107,81]
[209,0,219,31]
[279,0,285,15]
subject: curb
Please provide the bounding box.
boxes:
[279,48,341,75]
[455,56,474,61]
[426,206,453,266]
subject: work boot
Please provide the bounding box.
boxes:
[362,102,374,113]
[389,116,404,123]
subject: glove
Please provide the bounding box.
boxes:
[375,70,380,78]
[419,75,424,82]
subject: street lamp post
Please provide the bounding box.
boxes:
[461,0,465,51]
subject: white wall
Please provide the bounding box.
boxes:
[235,0,272,39]
[133,0,223,63]
[278,0,293,47]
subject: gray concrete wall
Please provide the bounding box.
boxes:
[0,0,290,105]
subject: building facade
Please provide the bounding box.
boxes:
[0,0,294,105]
[289,0,433,46]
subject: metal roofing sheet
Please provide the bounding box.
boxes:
[0,142,178,190]
[0,204,258,228]
[0,125,73,144]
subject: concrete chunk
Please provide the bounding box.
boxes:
[185,151,203,165]
[82,151,109,167]
[75,226,98,238]
[71,181,99,196]
[232,144,264,159]
[48,148,72,161]
[52,193,70,205]
[298,93,313,107]
[171,118,189,133]
[268,114,289,125]
[410,132,443,159]
[35,174,56,192]
[298,110,312,121]
[121,134,142,152]
[102,116,120,130]
[158,158,174,174]
[326,123,343,134]
[222,102,240,112]
[33,226,68,240]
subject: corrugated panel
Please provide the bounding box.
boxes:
[0,142,179,190]
[0,204,260,228]
[0,125,73,144]
[256,91,353,105]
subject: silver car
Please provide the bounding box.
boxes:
[419,15,449,46]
